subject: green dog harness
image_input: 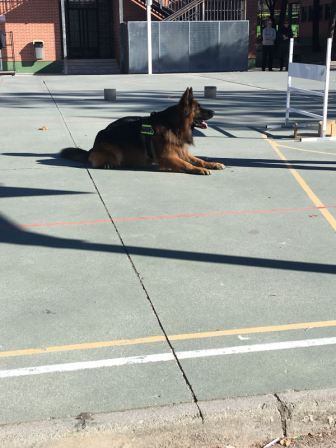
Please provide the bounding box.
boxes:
[140,122,156,160]
[140,124,155,136]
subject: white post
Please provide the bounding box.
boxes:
[60,0,68,75]
[119,0,124,23]
[322,38,332,138]
[146,0,153,75]
[285,38,294,126]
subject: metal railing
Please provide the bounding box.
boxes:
[164,0,246,21]
[0,0,26,14]
[165,0,204,21]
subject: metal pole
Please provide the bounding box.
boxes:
[147,0,152,75]
[285,38,294,126]
[322,38,332,138]
[119,0,124,23]
[60,0,68,75]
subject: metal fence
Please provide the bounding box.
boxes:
[121,20,249,74]
[0,0,25,14]
[164,0,246,21]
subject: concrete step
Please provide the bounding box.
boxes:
[66,59,120,75]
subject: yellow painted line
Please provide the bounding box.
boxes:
[1,320,336,358]
[266,138,336,231]
[279,143,336,156]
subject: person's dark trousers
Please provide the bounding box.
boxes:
[279,43,290,71]
[262,45,274,71]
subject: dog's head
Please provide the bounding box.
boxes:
[179,87,214,129]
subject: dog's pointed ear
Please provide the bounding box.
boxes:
[180,87,190,105]
[180,88,193,116]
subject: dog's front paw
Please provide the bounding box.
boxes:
[212,163,225,170]
[197,168,211,175]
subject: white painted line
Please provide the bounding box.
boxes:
[1,337,336,379]
[0,353,174,378]
[176,337,336,359]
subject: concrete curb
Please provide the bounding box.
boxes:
[277,389,336,436]
[1,389,336,447]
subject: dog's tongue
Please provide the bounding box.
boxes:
[199,121,208,129]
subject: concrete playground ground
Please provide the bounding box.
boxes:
[0,70,336,447]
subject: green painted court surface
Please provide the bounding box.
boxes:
[0,72,335,425]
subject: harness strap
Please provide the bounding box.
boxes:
[140,122,156,160]
[141,124,155,136]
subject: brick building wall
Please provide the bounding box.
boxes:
[123,0,147,21]
[122,0,162,21]
[0,0,62,71]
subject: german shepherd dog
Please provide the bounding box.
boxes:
[60,87,225,175]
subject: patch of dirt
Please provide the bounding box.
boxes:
[253,429,336,448]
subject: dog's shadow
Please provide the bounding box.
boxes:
[1,124,208,170]
[2,152,86,169]
[1,151,164,172]
[2,150,219,172]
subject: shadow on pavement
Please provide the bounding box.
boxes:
[1,89,335,130]
[0,185,92,198]
[207,157,336,172]
[3,152,336,172]
[1,214,335,275]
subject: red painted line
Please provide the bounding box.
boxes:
[19,205,336,229]
[22,219,111,228]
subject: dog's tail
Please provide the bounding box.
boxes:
[59,147,89,163]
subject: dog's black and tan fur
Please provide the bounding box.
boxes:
[60,87,225,175]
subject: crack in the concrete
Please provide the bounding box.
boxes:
[42,80,78,147]
[87,170,205,423]
[44,80,204,424]
[75,412,93,431]
[274,393,292,437]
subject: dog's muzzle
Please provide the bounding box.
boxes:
[193,108,214,129]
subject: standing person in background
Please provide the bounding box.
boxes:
[262,20,276,71]
[278,19,293,71]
